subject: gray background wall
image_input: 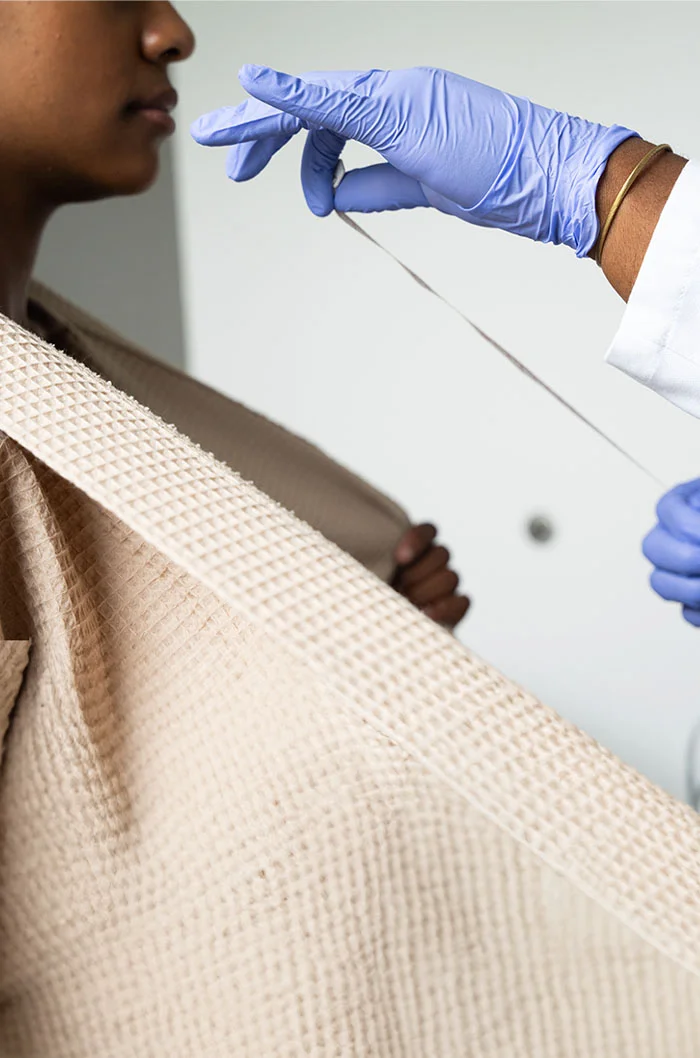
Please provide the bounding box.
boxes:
[172,0,700,800]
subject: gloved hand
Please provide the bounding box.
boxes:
[392,523,470,630]
[643,479,700,627]
[191,64,637,257]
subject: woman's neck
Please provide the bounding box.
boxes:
[0,182,52,328]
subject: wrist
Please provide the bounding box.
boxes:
[553,121,638,257]
[592,137,688,299]
[593,137,656,227]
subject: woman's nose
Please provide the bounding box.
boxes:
[142,2,196,66]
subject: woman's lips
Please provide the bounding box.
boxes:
[126,88,178,134]
[133,107,176,134]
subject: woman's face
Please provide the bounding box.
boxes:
[0,1,195,203]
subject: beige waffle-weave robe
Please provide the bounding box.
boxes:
[0,285,699,1057]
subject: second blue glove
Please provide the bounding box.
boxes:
[643,479,700,627]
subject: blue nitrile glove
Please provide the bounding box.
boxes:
[643,480,700,627]
[191,65,637,257]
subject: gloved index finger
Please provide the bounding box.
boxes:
[239,65,385,147]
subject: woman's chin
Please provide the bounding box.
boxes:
[111,153,161,196]
[82,152,162,200]
[56,154,161,203]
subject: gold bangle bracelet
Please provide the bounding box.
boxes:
[594,143,672,267]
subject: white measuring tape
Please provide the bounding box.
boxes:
[332,162,664,488]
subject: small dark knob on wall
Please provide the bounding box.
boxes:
[527,516,554,544]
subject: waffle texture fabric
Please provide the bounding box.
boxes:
[0,293,699,1057]
[27,281,410,584]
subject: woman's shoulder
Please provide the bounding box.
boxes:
[26,281,410,578]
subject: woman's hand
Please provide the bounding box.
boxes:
[391,522,469,630]
[191,64,636,257]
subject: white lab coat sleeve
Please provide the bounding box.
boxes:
[606,158,700,417]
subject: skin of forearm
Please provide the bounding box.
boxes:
[592,137,688,301]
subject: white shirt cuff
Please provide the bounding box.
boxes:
[606,158,700,418]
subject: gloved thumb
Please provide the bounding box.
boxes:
[239,65,383,146]
[300,130,429,216]
[333,164,429,214]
